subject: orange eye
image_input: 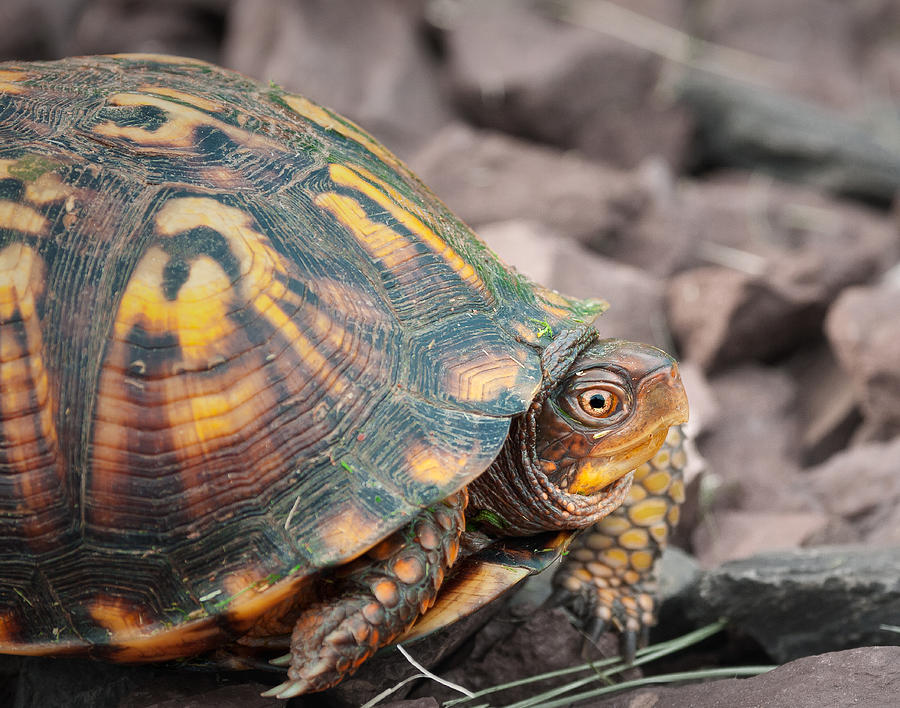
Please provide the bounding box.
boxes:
[578,389,619,418]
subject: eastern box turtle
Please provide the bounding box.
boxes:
[0,55,689,698]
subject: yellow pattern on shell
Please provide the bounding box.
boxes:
[139,85,226,113]
[0,159,73,205]
[93,93,281,151]
[0,69,26,94]
[281,94,401,170]
[0,201,48,235]
[0,245,60,532]
[325,163,487,294]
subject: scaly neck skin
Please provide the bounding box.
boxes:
[465,411,635,536]
[465,333,689,537]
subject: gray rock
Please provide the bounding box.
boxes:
[677,71,900,204]
[409,123,648,246]
[826,283,900,440]
[438,0,691,168]
[593,646,900,708]
[223,0,451,158]
[687,0,862,109]
[687,546,900,662]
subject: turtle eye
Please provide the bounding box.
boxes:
[578,389,620,418]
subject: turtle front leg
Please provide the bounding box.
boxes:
[550,425,687,660]
[262,490,467,698]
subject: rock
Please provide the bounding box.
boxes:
[593,646,900,708]
[0,0,72,60]
[0,0,228,63]
[807,436,900,546]
[131,682,282,708]
[677,71,900,204]
[475,219,669,348]
[381,700,439,708]
[438,0,691,168]
[668,266,806,372]
[68,0,228,62]
[825,283,900,440]
[687,0,862,109]
[691,364,810,515]
[686,546,900,662]
[409,123,648,245]
[658,175,897,371]
[7,658,287,708]
[692,510,828,567]
[409,606,638,705]
[787,345,861,466]
[223,0,450,158]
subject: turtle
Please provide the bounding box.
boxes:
[0,54,689,699]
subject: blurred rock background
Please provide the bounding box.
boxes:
[2,1,900,706]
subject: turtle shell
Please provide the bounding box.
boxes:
[0,55,605,660]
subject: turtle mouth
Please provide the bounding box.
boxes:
[566,424,672,496]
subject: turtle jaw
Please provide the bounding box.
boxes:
[566,363,689,497]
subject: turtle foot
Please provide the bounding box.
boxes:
[260,491,467,697]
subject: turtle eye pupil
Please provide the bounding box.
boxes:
[575,387,620,419]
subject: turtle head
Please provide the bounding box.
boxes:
[537,339,689,496]
[467,337,688,536]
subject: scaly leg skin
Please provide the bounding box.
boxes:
[550,425,687,661]
[262,490,467,699]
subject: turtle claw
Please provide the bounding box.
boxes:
[269,652,291,667]
[260,679,308,699]
[620,628,638,665]
[586,615,608,644]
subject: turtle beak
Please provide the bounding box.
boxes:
[567,346,689,496]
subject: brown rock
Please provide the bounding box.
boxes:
[409,123,648,245]
[807,436,900,545]
[825,283,900,439]
[688,0,862,109]
[410,606,637,705]
[476,219,668,348]
[135,682,283,708]
[439,1,691,168]
[787,345,861,466]
[68,0,228,62]
[223,0,450,158]
[0,0,74,60]
[593,646,900,708]
[692,510,828,567]
[693,365,811,514]
[655,176,898,371]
